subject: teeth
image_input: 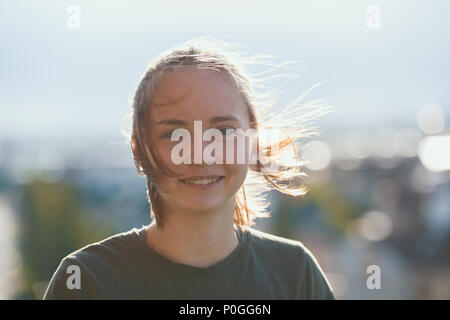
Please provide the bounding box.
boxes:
[184,177,221,185]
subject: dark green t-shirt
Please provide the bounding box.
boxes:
[43,225,335,300]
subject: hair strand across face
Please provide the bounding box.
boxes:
[122,37,336,230]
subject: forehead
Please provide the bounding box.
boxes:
[148,68,248,124]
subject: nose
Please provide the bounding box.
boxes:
[190,134,224,165]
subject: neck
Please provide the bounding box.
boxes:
[145,200,239,268]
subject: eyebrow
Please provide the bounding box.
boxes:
[155,116,240,126]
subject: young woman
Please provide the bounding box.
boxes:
[44,38,335,300]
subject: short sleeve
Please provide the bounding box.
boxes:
[43,257,89,300]
[301,247,335,300]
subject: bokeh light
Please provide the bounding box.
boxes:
[418,135,450,172]
[358,211,393,242]
[301,140,332,171]
[393,129,422,158]
[417,104,446,135]
[373,129,396,158]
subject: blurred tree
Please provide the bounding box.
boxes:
[271,182,361,239]
[15,173,114,299]
[308,182,361,233]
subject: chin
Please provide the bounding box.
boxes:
[181,198,227,213]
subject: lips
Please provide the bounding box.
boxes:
[180,175,223,181]
[179,175,225,188]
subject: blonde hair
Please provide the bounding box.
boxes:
[121,37,334,232]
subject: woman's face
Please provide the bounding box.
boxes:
[146,67,251,215]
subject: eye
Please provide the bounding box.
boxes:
[219,127,236,135]
[161,131,174,139]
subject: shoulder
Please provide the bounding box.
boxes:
[244,226,318,277]
[244,227,335,299]
[43,227,143,300]
[245,226,312,263]
[64,227,143,267]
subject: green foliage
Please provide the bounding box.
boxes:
[15,174,114,299]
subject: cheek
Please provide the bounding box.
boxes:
[225,164,248,186]
[154,145,184,195]
[156,143,178,167]
[221,136,253,165]
[151,143,183,190]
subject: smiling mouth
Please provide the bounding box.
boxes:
[180,176,224,185]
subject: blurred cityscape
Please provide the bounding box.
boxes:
[0,103,449,299]
[1,0,449,300]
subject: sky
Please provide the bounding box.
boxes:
[1,0,449,140]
